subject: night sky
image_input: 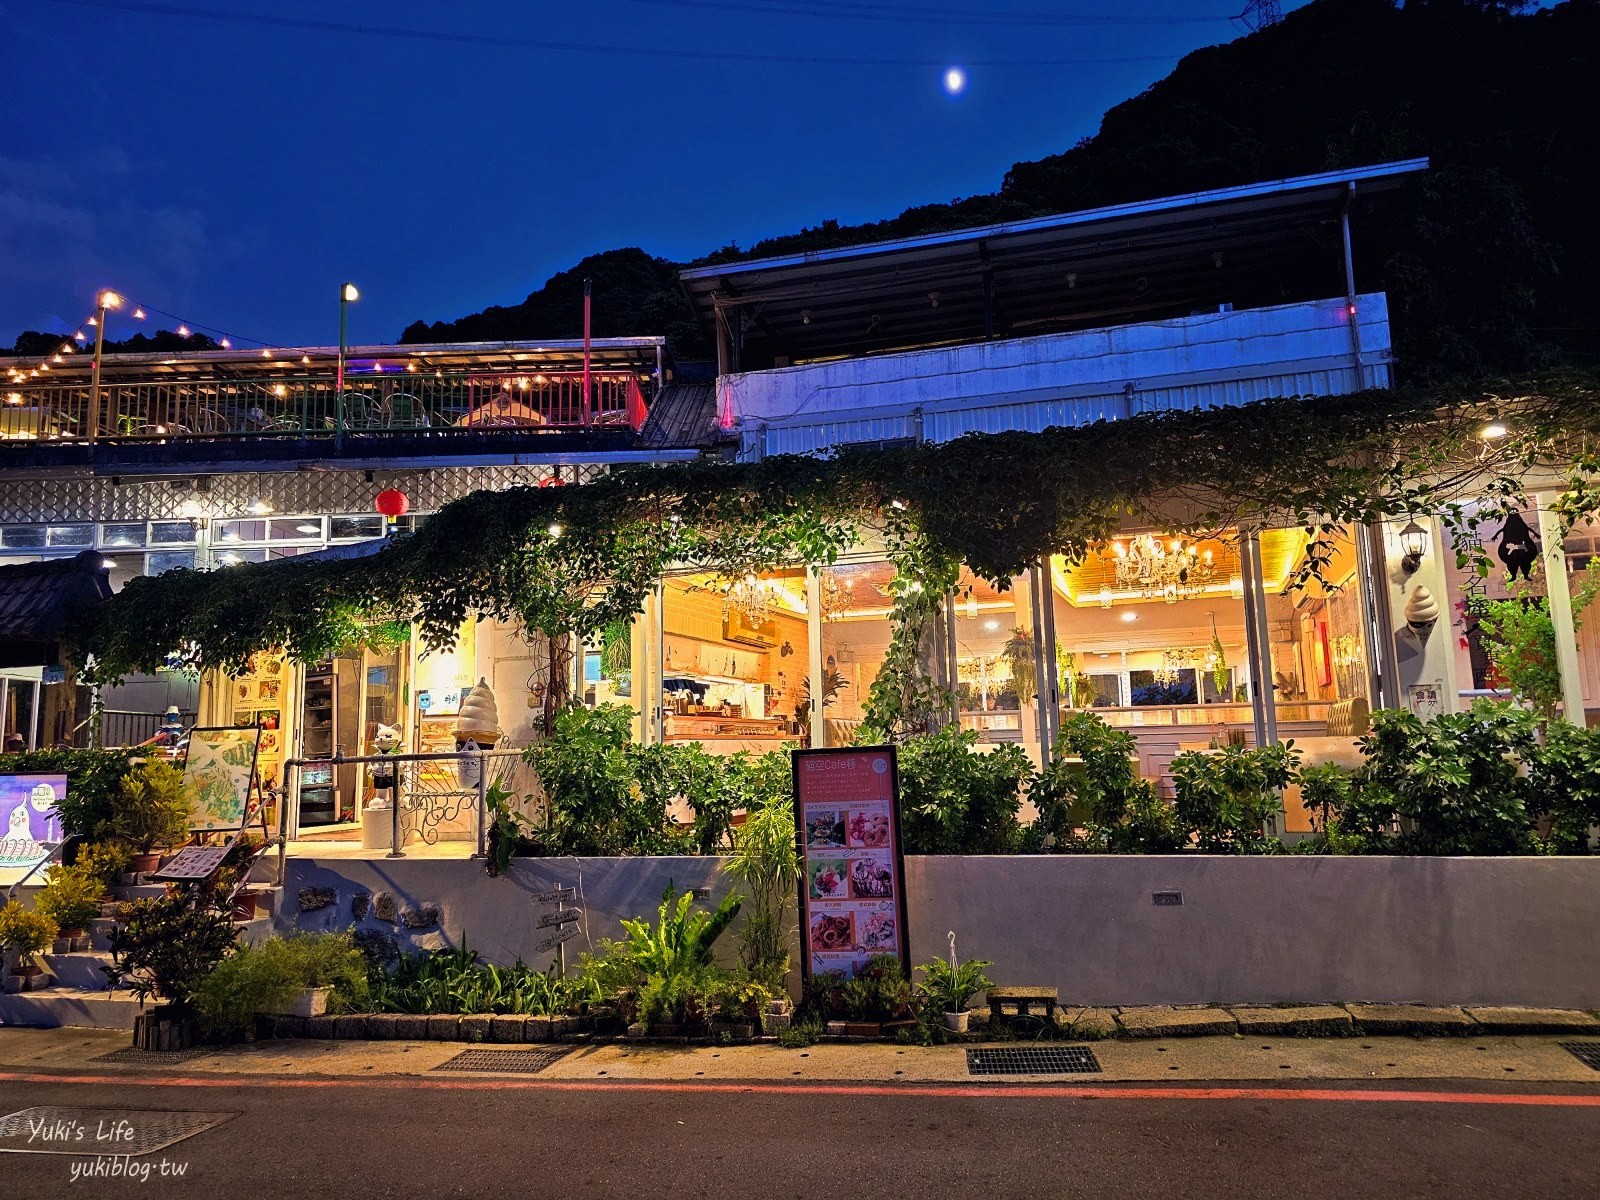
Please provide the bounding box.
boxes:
[2,1,1310,349]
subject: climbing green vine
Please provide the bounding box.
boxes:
[72,373,1600,727]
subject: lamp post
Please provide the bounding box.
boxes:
[337,282,359,438]
[87,289,122,441]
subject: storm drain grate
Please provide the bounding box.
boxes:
[0,1107,236,1156]
[966,1046,1102,1076]
[432,1048,570,1074]
[1558,1042,1600,1071]
[92,1047,213,1067]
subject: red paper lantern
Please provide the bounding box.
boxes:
[374,488,410,518]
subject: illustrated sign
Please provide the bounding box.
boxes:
[792,746,909,981]
[180,727,261,832]
[0,774,66,886]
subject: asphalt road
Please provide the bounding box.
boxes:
[0,1073,1595,1199]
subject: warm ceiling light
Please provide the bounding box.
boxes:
[248,499,272,515]
[982,618,999,632]
[296,522,321,535]
[547,522,564,538]
[1120,611,1138,622]
[1479,410,1508,440]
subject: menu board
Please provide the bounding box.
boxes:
[792,746,909,981]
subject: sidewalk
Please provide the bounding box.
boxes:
[4,1026,1599,1087]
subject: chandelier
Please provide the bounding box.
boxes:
[818,569,854,622]
[1153,645,1222,688]
[722,574,774,626]
[1111,534,1216,603]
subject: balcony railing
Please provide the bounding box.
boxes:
[0,372,649,443]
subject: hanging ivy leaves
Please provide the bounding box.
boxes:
[72,370,1600,684]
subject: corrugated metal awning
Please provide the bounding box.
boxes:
[0,550,113,668]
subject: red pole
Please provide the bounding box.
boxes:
[581,277,592,427]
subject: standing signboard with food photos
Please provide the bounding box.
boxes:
[792,746,910,982]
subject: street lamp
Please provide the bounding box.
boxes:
[87,289,123,441]
[337,282,359,436]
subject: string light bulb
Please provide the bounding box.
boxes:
[220,337,232,349]
[74,330,86,342]
[85,316,97,327]
[177,325,191,337]
[132,308,146,320]
[98,290,123,309]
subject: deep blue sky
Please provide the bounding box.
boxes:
[2,1,1312,349]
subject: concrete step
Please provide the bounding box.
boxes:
[88,917,118,952]
[109,882,167,902]
[40,952,115,991]
[234,915,275,946]
[0,985,144,1030]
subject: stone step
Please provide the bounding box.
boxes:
[0,985,144,1030]
[39,952,115,991]
[109,882,167,902]
[87,917,118,953]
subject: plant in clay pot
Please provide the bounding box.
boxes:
[102,760,190,872]
[36,864,106,947]
[106,896,238,1047]
[916,934,993,1033]
[0,901,58,992]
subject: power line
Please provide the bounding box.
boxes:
[619,0,1228,27]
[46,0,1181,68]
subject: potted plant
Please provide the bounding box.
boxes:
[106,895,238,1049]
[101,760,191,874]
[37,865,105,952]
[0,901,58,993]
[917,942,994,1033]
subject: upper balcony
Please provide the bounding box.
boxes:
[679,159,1427,460]
[0,338,670,473]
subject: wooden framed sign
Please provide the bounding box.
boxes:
[792,745,909,982]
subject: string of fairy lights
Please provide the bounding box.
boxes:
[3,289,310,385]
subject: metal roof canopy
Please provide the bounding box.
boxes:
[0,337,665,383]
[680,159,1428,365]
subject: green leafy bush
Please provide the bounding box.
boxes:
[1356,701,1537,856]
[0,901,57,958]
[0,748,135,837]
[898,725,1027,854]
[916,955,994,1014]
[195,933,370,1037]
[579,887,743,1025]
[365,940,591,1016]
[73,840,133,886]
[802,954,911,1022]
[106,896,237,1009]
[1171,741,1299,854]
[722,787,800,988]
[36,865,105,933]
[1030,712,1183,853]
[102,760,190,853]
[1526,719,1600,850]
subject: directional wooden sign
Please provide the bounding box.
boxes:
[531,887,576,904]
[534,924,580,953]
[536,908,581,929]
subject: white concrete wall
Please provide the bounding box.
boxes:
[721,295,1392,458]
[280,851,1600,1008]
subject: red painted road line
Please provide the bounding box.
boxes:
[1,1071,1598,1107]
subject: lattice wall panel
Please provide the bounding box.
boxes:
[0,463,606,524]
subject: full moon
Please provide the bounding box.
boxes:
[943,66,966,95]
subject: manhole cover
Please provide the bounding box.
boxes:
[92,1047,213,1066]
[1558,1042,1600,1071]
[966,1046,1102,1076]
[432,1049,569,1074]
[0,1107,236,1156]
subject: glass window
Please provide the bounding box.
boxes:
[150,521,196,545]
[818,561,896,748]
[101,522,146,548]
[1,526,46,548]
[102,553,144,593]
[148,550,195,574]
[1260,524,1371,725]
[271,516,324,540]
[214,548,267,567]
[661,568,810,750]
[214,519,267,544]
[1130,668,1198,706]
[953,567,1036,749]
[330,515,384,540]
[45,525,93,547]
